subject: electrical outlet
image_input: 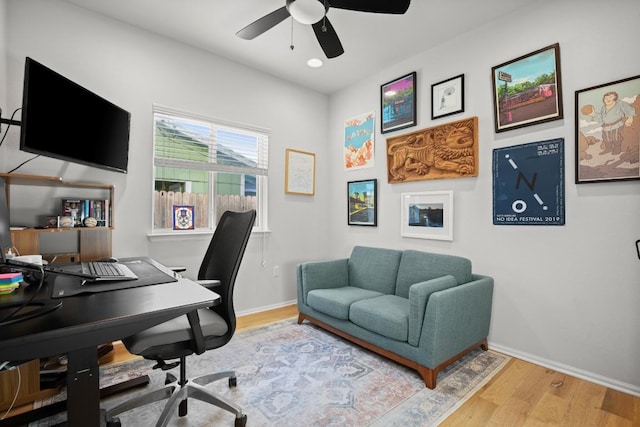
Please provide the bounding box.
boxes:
[273,266,280,277]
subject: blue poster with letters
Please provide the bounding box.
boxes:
[493,138,565,225]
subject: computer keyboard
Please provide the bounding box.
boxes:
[83,261,124,277]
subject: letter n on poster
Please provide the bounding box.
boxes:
[493,139,565,225]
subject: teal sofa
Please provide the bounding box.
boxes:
[296,246,494,389]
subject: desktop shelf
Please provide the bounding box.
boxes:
[2,173,115,262]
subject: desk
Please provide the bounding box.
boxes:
[0,258,219,426]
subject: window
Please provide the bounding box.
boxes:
[152,105,268,233]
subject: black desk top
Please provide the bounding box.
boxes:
[0,258,219,362]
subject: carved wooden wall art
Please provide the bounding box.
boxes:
[386,116,479,183]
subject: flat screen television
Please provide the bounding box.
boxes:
[19,57,130,173]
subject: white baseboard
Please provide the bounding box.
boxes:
[236,300,297,318]
[490,342,640,398]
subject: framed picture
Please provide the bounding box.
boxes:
[491,43,563,133]
[347,179,377,226]
[344,112,375,170]
[493,139,565,226]
[285,148,316,195]
[431,74,464,119]
[400,191,453,241]
[575,74,640,183]
[173,205,194,230]
[381,72,416,134]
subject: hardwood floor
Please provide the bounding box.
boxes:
[8,304,639,425]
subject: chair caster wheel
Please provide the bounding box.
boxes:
[229,376,237,387]
[106,417,122,427]
[235,414,247,427]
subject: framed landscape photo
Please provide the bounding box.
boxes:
[431,74,464,119]
[285,148,316,195]
[347,179,377,226]
[381,72,416,134]
[491,43,563,133]
[400,191,453,241]
[575,74,640,183]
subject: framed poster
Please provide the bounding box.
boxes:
[173,205,194,230]
[431,74,464,119]
[344,112,375,170]
[285,148,315,195]
[491,43,563,133]
[575,74,640,183]
[493,139,565,225]
[381,72,416,134]
[347,179,377,226]
[400,191,453,240]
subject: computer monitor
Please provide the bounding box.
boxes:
[0,178,14,263]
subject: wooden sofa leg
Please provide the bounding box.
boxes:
[418,366,437,390]
[297,313,305,325]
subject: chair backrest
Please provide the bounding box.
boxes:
[197,209,256,341]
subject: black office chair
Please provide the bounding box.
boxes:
[105,210,256,427]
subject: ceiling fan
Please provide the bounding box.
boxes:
[236,0,411,59]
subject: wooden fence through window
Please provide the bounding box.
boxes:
[154,191,256,229]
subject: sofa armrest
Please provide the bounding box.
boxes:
[296,258,349,306]
[419,274,494,366]
[407,275,458,346]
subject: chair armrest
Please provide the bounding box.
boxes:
[297,259,349,306]
[186,310,206,355]
[407,275,458,346]
[196,279,222,290]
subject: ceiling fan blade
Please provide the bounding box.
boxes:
[312,18,344,59]
[236,6,291,40]
[329,0,410,14]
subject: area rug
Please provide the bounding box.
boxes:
[32,318,508,426]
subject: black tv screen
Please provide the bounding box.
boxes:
[20,57,130,173]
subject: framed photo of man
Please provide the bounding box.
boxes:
[575,74,640,183]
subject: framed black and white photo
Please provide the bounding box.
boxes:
[431,74,464,119]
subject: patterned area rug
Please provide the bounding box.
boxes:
[33,319,508,426]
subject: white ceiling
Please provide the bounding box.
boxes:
[61,0,536,94]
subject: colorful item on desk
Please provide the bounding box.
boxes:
[0,285,20,294]
[0,272,23,294]
[0,272,23,284]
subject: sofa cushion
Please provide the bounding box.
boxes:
[349,295,409,342]
[307,286,383,320]
[395,250,472,298]
[349,246,402,294]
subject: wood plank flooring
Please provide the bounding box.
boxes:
[241,305,640,426]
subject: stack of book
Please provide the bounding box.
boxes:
[62,198,110,227]
[0,272,23,294]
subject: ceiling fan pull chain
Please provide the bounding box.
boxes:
[290,17,295,50]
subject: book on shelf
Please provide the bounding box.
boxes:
[61,198,111,227]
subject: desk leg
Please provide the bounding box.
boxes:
[66,347,102,427]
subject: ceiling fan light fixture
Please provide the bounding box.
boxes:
[307,58,323,68]
[287,0,326,25]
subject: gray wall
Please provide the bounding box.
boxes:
[328,1,640,395]
[2,0,639,395]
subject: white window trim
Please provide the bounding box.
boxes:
[150,104,270,236]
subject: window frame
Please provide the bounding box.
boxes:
[151,105,269,235]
